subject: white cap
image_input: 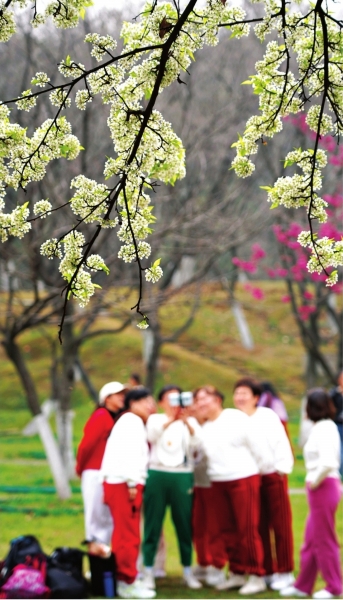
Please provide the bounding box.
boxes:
[99,381,127,405]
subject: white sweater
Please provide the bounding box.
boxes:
[249,407,294,475]
[202,409,260,482]
[304,419,341,488]
[147,414,202,472]
[100,412,149,486]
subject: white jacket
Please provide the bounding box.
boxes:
[147,414,202,472]
[202,409,261,482]
[304,419,341,488]
[100,412,149,486]
[249,407,294,475]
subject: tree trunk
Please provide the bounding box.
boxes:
[3,337,71,498]
[305,352,318,388]
[75,356,98,403]
[55,407,76,480]
[143,326,162,392]
[35,414,71,499]
[231,300,254,350]
[57,303,77,478]
[4,337,41,416]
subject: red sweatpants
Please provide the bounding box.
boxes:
[210,475,265,576]
[192,486,226,568]
[259,472,294,575]
[103,482,143,584]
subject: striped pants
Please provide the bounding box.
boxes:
[259,472,294,575]
[209,475,265,576]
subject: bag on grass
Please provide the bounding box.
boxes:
[1,536,44,583]
[1,555,50,599]
[47,547,87,599]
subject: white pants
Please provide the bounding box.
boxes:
[81,469,113,544]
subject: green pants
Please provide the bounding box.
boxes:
[143,469,194,567]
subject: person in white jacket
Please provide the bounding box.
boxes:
[233,377,295,592]
[194,384,267,596]
[142,385,203,591]
[100,387,156,600]
[281,388,342,600]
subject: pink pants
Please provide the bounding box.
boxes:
[295,477,342,596]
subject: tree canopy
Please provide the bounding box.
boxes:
[0,0,342,332]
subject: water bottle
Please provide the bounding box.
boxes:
[103,571,115,598]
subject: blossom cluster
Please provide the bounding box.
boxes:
[0,0,341,318]
[231,0,342,283]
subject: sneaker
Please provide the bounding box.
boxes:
[280,585,308,597]
[205,566,226,586]
[141,572,156,590]
[270,572,296,591]
[182,573,203,589]
[153,568,166,578]
[313,591,335,599]
[239,575,267,595]
[117,580,156,599]
[264,573,276,586]
[192,565,208,581]
[216,573,246,590]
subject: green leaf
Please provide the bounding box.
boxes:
[153,258,161,267]
[65,55,71,66]
[99,263,110,275]
[260,185,274,192]
[270,202,279,209]
[241,79,253,85]
[284,158,295,167]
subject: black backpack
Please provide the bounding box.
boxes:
[1,535,45,584]
[47,547,88,599]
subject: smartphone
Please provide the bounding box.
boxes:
[168,391,193,407]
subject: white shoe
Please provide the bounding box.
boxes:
[205,566,226,586]
[153,568,166,578]
[239,575,267,595]
[183,573,203,589]
[117,580,156,599]
[313,591,335,599]
[141,572,156,590]
[216,573,246,590]
[280,585,308,597]
[192,565,208,581]
[270,572,296,591]
[264,573,276,586]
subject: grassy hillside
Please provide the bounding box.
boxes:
[0,281,323,414]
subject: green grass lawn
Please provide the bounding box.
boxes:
[0,493,342,598]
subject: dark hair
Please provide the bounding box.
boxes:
[193,385,225,404]
[260,381,278,397]
[234,377,262,398]
[158,385,182,402]
[129,373,141,385]
[306,388,336,422]
[125,387,151,409]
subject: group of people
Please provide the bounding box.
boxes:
[76,374,342,600]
